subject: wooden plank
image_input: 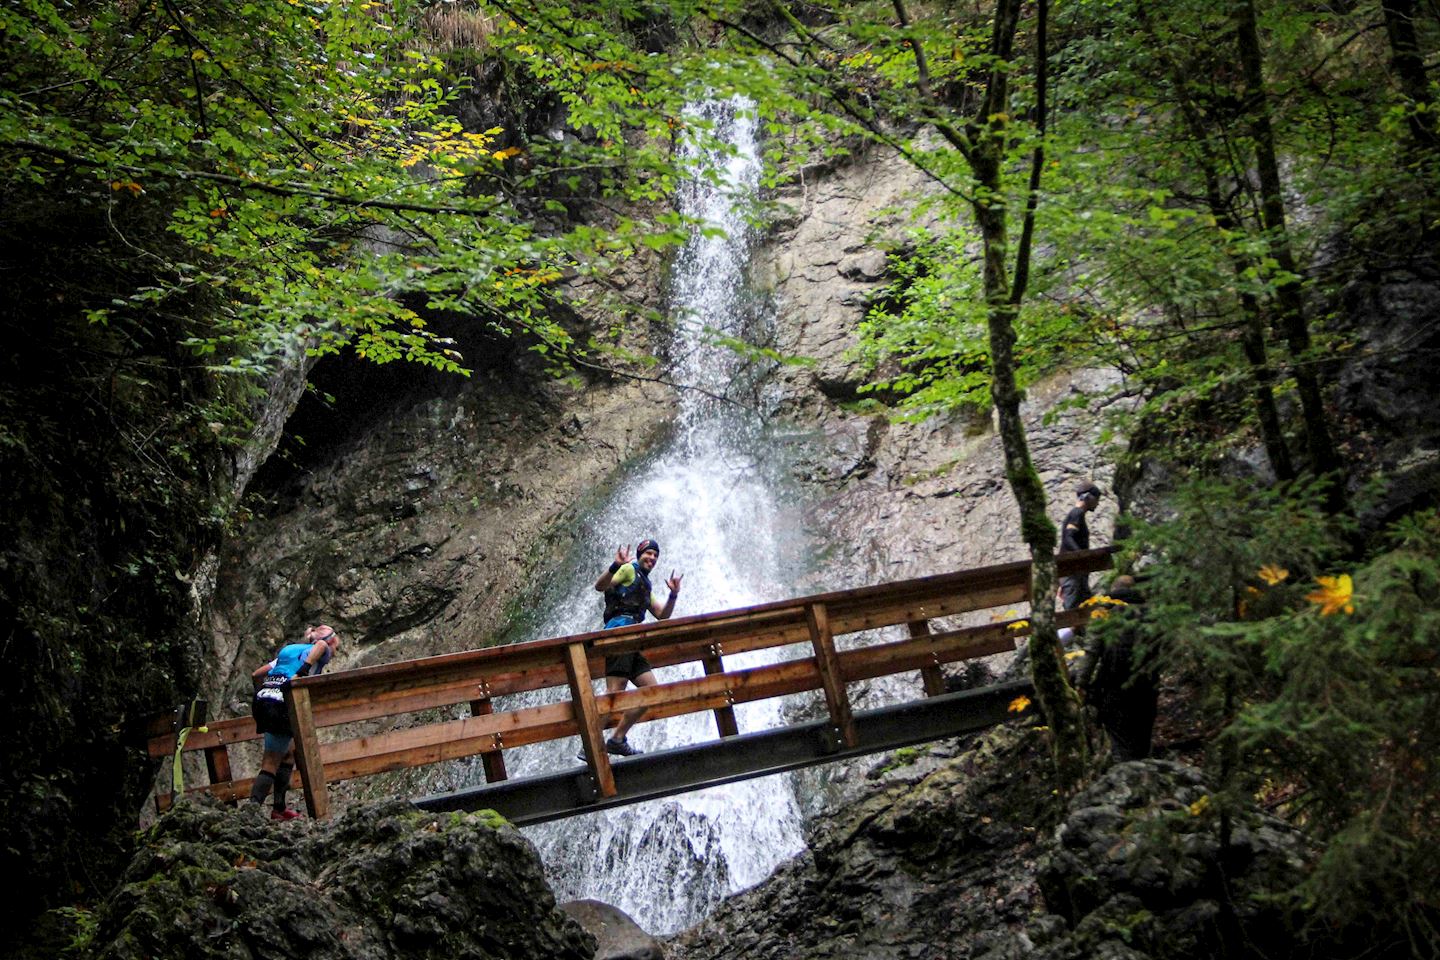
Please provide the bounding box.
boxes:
[702,648,739,738]
[600,659,820,717]
[324,719,576,781]
[841,629,1018,682]
[564,641,616,799]
[470,696,508,783]
[908,621,948,697]
[288,686,330,819]
[643,623,813,666]
[321,701,574,765]
[807,602,856,749]
[828,582,1030,636]
[205,744,232,786]
[148,715,260,757]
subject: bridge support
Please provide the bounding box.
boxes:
[564,641,617,799]
[469,692,509,783]
[289,686,330,819]
[807,602,857,749]
[908,620,949,697]
[701,644,739,738]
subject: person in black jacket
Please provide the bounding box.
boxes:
[1081,575,1158,761]
[1059,482,1103,611]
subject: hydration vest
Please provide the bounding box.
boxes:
[603,561,652,624]
[267,642,331,682]
[253,642,332,736]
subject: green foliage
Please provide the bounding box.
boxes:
[0,0,734,382]
[1119,488,1440,953]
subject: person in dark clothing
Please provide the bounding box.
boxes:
[1082,575,1158,762]
[592,538,683,756]
[249,624,340,820]
[1059,482,1103,611]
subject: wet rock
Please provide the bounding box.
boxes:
[670,739,1315,960]
[1033,761,1312,960]
[561,899,665,960]
[668,725,1061,960]
[84,798,594,960]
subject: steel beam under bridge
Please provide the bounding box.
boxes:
[414,679,1035,826]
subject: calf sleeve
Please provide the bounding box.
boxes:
[249,770,275,804]
[273,763,294,811]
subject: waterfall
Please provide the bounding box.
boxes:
[451,99,814,934]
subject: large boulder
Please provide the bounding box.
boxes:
[78,799,595,960]
[669,731,1315,960]
[1029,761,1311,960]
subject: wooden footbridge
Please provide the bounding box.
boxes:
[148,549,1114,825]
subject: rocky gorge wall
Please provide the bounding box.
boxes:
[195,134,1125,811]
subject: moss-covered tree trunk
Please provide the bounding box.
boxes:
[967,0,1088,789]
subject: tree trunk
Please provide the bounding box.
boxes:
[1380,0,1438,154]
[969,0,1088,789]
[1233,0,1344,492]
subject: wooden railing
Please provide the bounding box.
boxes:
[147,548,1115,817]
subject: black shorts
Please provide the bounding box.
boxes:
[604,651,652,682]
[252,690,290,736]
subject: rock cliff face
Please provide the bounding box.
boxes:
[193,137,1126,832]
[758,142,1121,592]
[202,259,672,709]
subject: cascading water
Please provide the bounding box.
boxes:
[447,100,816,934]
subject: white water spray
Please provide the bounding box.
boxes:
[451,100,814,934]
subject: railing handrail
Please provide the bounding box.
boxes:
[148,547,1114,757]
[301,547,1106,691]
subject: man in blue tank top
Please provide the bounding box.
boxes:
[591,538,683,756]
[249,624,340,820]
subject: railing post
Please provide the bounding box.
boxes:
[807,601,856,749]
[469,685,509,783]
[288,685,330,819]
[907,620,948,697]
[702,644,740,738]
[204,744,233,789]
[563,641,616,799]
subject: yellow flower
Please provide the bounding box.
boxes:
[1007,619,1030,631]
[1064,650,1086,662]
[1306,574,1356,616]
[1008,695,1032,714]
[1258,564,1289,586]
[1090,607,1110,621]
[1188,795,1211,817]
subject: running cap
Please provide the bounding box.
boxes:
[1077,482,1102,498]
[636,538,660,557]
